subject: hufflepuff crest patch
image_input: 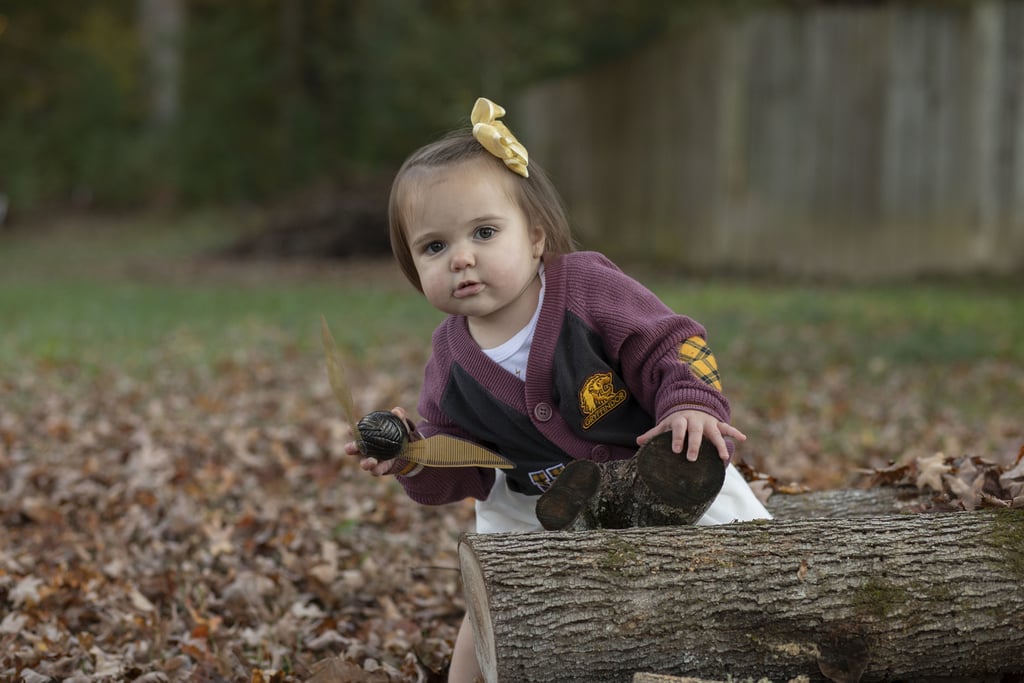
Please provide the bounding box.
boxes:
[579,371,627,429]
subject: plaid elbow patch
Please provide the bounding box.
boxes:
[677,336,722,391]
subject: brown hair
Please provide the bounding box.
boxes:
[388,129,576,292]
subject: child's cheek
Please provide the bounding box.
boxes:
[422,277,451,311]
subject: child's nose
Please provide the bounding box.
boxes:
[450,245,475,271]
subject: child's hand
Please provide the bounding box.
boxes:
[636,409,745,464]
[343,406,418,476]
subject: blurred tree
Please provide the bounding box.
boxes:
[0,0,709,213]
[138,0,184,204]
[0,1,146,209]
[138,0,183,129]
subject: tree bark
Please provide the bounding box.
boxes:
[632,675,726,683]
[767,487,934,520]
[138,0,184,130]
[459,510,1024,683]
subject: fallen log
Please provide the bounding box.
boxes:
[767,487,933,520]
[631,675,731,683]
[458,510,1024,683]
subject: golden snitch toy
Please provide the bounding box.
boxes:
[320,315,513,470]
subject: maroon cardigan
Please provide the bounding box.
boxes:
[396,251,729,505]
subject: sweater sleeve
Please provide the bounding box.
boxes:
[393,330,496,506]
[566,253,730,424]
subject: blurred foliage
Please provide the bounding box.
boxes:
[0,1,146,206]
[0,0,727,212]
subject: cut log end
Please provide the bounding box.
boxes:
[636,433,724,511]
[535,460,602,531]
[458,541,498,683]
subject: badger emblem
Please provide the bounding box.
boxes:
[579,372,627,429]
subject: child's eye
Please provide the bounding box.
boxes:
[423,240,445,255]
[475,226,497,240]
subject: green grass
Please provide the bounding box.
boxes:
[2,212,1022,484]
[0,212,444,376]
[2,212,1023,378]
[0,278,442,371]
[650,277,1024,366]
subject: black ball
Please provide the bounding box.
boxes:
[356,411,408,459]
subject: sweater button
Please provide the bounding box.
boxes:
[533,403,553,422]
[590,445,610,462]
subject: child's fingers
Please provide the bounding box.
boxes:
[659,416,688,454]
[640,412,740,463]
[673,421,691,456]
[360,456,397,477]
[684,426,702,462]
[709,430,731,464]
[388,406,422,442]
[721,422,747,442]
[635,424,662,447]
[684,423,733,463]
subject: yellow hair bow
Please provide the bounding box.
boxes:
[471,97,529,178]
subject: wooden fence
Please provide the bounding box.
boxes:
[517,1,1024,279]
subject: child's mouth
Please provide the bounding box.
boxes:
[453,281,484,298]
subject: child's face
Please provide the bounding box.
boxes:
[401,159,545,344]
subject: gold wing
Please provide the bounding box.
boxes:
[320,315,359,434]
[405,436,513,469]
[321,314,513,470]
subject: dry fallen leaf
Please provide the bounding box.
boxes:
[0,350,468,681]
[915,452,952,493]
[999,449,1024,499]
[862,449,1024,512]
[0,299,1020,680]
